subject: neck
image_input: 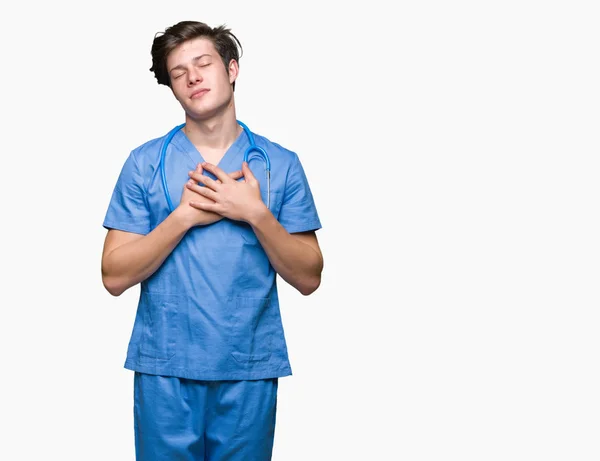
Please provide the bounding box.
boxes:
[183,110,242,150]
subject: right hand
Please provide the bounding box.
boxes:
[175,163,243,228]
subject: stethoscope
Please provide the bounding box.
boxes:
[159,120,271,212]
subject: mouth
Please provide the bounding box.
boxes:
[191,88,210,99]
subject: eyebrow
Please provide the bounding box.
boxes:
[169,54,212,73]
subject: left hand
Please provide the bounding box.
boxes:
[186,161,266,223]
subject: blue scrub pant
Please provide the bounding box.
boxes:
[134,372,278,460]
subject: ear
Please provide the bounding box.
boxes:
[228,59,239,85]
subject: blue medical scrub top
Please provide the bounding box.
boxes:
[103,126,321,380]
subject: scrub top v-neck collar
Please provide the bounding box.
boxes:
[170,126,249,173]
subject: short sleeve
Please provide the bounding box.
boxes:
[278,154,321,233]
[102,152,151,235]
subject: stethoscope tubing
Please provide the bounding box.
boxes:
[159,120,271,212]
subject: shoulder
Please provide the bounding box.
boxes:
[122,128,180,180]
[115,129,174,186]
[250,131,314,194]
[252,131,300,166]
[129,133,167,163]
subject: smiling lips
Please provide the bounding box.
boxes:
[191,88,210,99]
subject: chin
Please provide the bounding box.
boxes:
[186,100,230,121]
[180,101,212,118]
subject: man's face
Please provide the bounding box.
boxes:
[166,37,237,120]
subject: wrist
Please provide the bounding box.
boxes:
[246,202,270,227]
[171,205,194,231]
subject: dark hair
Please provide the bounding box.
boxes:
[150,21,243,90]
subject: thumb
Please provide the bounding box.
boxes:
[242,161,256,180]
[228,169,244,181]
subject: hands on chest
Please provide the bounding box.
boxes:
[178,161,267,227]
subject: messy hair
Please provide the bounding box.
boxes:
[150,21,243,90]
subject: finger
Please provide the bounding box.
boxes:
[188,162,206,181]
[228,169,244,180]
[189,200,220,213]
[201,162,231,183]
[215,169,241,185]
[185,180,206,195]
[189,171,220,191]
[186,180,218,200]
[189,163,204,178]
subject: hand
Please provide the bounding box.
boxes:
[186,162,267,223]
[176,163,243,228]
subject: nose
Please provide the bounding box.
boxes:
[187,67,203,86]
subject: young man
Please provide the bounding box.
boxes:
[101,21,323,461]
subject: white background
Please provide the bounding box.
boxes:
[1,1,599,460]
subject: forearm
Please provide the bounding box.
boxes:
[249,209,323,295]
[102,209,190,296]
